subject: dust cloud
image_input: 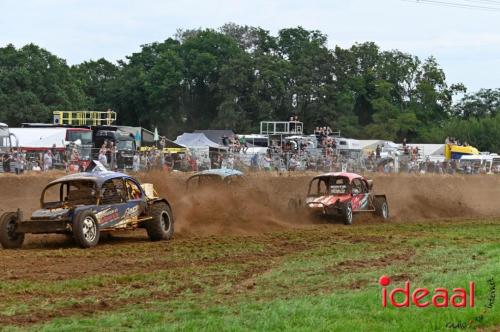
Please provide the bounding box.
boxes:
[1,172,500,238]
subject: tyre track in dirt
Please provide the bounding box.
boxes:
[1,172,499,327]
[0,234,312,326]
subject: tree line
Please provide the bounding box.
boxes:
[1,23,500,152]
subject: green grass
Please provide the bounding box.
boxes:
[0,219,498,331]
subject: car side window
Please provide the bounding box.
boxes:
[100,179,126,205]
[352,179,367,194]
[125,179,142,200]
[351,179,361,195]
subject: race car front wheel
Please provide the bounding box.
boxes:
[0,212,25,249]
[73,211,100,248]
[146,202,174,241]
[342,203,353,225]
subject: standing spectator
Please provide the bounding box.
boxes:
[403,138,410,155]
[250,153,259,171]
[12,149,19,174]
[132,153,140,172]
[375,145,381,159]
[262,154,272,171]
[108,141,116,170]
[98,148,108,167]
[239,135,248,153]
[70,146,80,163]
[2,151,12,173]
[289,154,299,171]
[412,146,419,161]
[50,144,58,163]
[104,140,111,166]
[13,149,26,175]
[18,150,26,174]
[43,150,53,171]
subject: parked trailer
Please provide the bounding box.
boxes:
[0,123,18,173]
[10,127,92,170]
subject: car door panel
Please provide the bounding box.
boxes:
[350,179,370,211]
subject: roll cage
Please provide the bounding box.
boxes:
[41,176,146,209]
[307,176,372,197]
[186,174,244,189]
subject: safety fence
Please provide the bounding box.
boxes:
[2,147,499,175]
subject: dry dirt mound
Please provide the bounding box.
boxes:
[1,171,500,240]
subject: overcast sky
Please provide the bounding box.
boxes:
[0,0,499,92]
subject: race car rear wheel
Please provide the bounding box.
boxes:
[146,202,174,241]
[0,212,24,249]
[342,203,353,225]
[73,211,100,248]
[374,197,389,220]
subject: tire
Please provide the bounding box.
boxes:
[145,202,174,241]
[72,211,100,248]
[374,197,389,220]
[342,203,353,225]
[0,212,25,249]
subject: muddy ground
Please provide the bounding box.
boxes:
[0,172,499,327]
[1,172,500,237]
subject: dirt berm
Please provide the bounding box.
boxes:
[1,172,499,237]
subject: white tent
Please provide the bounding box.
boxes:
[358,140,385,151]
[174,133,227,150]
[419,144,445,157]
[10,128,67,149]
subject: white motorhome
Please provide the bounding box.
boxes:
[458,154,494,174]
[490,154,500,174]
[336,137,363,159]
[0,123,16,154]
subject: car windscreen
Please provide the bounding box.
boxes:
[329,177,349,194]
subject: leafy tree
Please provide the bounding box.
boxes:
[0,44,87,125]
[72,58,119,112]
[452,88,500,119]
[2,24,499,152]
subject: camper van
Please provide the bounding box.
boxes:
[0,123,15,155]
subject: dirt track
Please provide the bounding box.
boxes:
[2,172,500,238]
[0,172,499,327]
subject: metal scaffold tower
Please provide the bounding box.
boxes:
[53,110,117,126]
[260,121,303,135]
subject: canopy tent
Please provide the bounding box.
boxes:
[194,130,235,146]
[163,138,184,149]
[174,133,228,150]
[358,140,385,151]
[420,144,445,157]
[10,128,68,149]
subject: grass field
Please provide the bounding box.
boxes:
[0,217,498,331]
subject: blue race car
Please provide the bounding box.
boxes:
[0,171,174,248]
